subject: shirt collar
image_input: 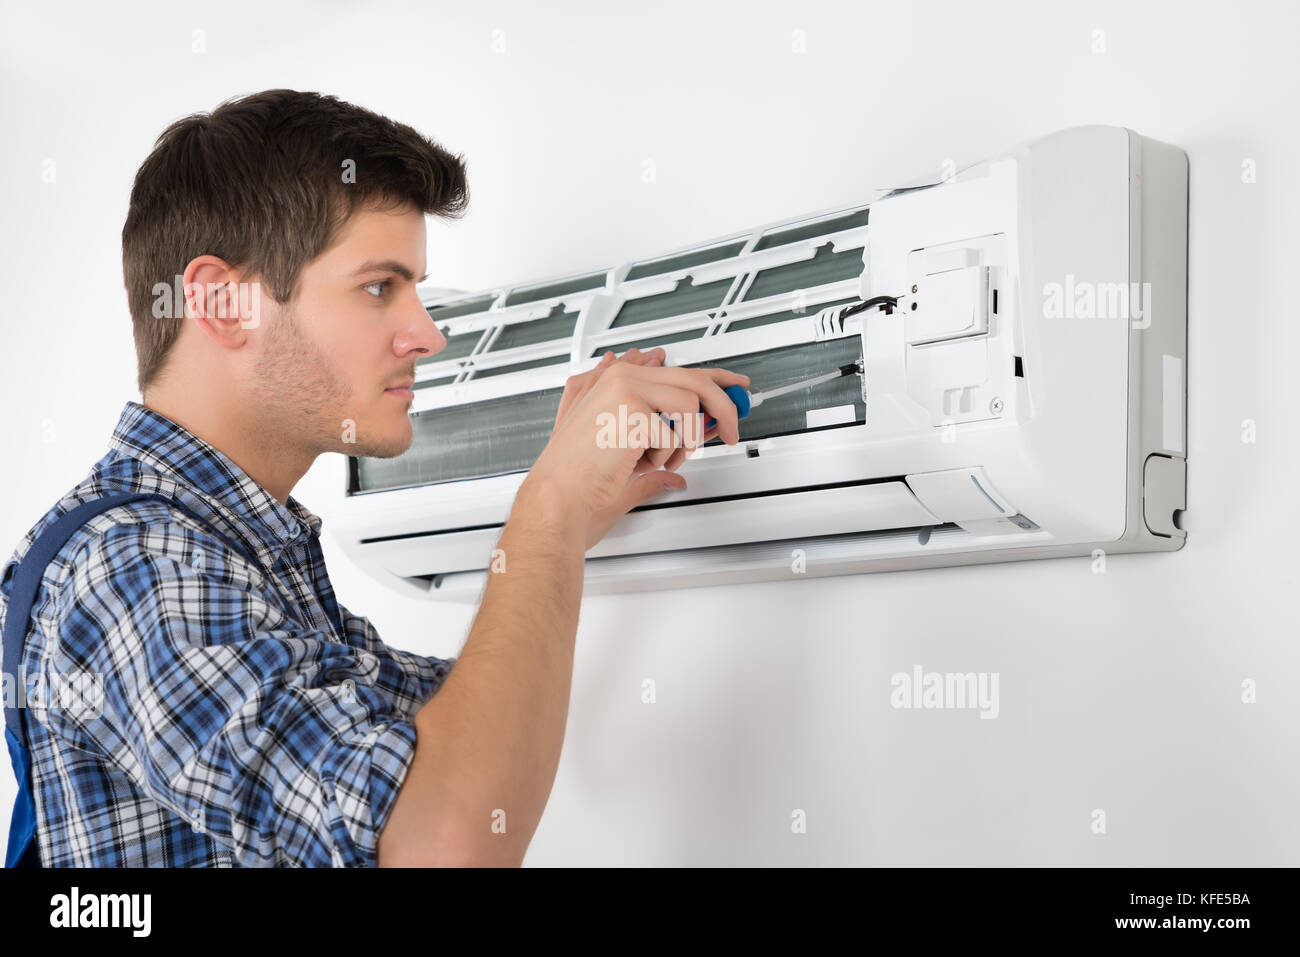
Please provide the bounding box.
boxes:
[107,401,323,559]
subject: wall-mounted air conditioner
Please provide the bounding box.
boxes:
[329,125,1189,599]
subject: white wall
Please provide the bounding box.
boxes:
[2,0,1296,866]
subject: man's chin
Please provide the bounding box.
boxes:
[353,439,413,459]
[340,418,414,459]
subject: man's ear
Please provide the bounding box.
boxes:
[182,256,261,348]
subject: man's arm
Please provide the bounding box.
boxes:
[376,480,585,866]
[376,351,751,867]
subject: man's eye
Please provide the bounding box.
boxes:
[363,280,390,298]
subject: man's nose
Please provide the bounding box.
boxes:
[394,299,446,358]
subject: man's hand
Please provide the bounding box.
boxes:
[522,346,750,550]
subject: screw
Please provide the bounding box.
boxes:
[990,397,1004,414]
[911,284,918,294]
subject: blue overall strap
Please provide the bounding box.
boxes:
[2,491,261,868]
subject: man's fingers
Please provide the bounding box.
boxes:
[617,346,664,366]
[600,361,750,444]
[555,348,664,429]
[619,470,686,510]
[612,387,691,475]
[645,411,686,470]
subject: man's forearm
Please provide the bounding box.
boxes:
[383,480,586,865]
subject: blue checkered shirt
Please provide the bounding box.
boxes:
[0,401,454,867]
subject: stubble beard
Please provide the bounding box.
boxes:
[249,304,413,460]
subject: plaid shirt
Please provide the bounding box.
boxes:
[0,401,454,867]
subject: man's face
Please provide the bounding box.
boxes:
[247,202,445,458]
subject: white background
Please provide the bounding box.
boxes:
[2,0,1296,865]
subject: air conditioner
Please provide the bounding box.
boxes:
[330,125,1188,599]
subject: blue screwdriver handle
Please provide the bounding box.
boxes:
[703,385,751,430]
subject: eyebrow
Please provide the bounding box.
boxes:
[352,259,430,283]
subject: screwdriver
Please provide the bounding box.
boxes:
[701,361,862,430]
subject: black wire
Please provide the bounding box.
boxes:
[837,295,900,320]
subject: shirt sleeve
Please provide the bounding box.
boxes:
[336,603,456,722]
[42,518,426,868]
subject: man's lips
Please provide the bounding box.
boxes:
[385,377,416,399]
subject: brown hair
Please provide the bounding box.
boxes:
[122,89,469,392]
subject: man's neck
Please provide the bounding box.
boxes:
[141,391,314,506]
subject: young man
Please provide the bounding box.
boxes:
[0,89,748,867]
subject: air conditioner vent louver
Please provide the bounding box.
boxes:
[591,327,706,358]
[503,270,607,307]
[611,275,734,328]
[625,240,748,281]
[419,326,482,364]
[742,242,866,302]
[753,207,870,250]
[470,353,568,381]
[723,296,857,334]
[427,294,497,321]
[489,304,580,353]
